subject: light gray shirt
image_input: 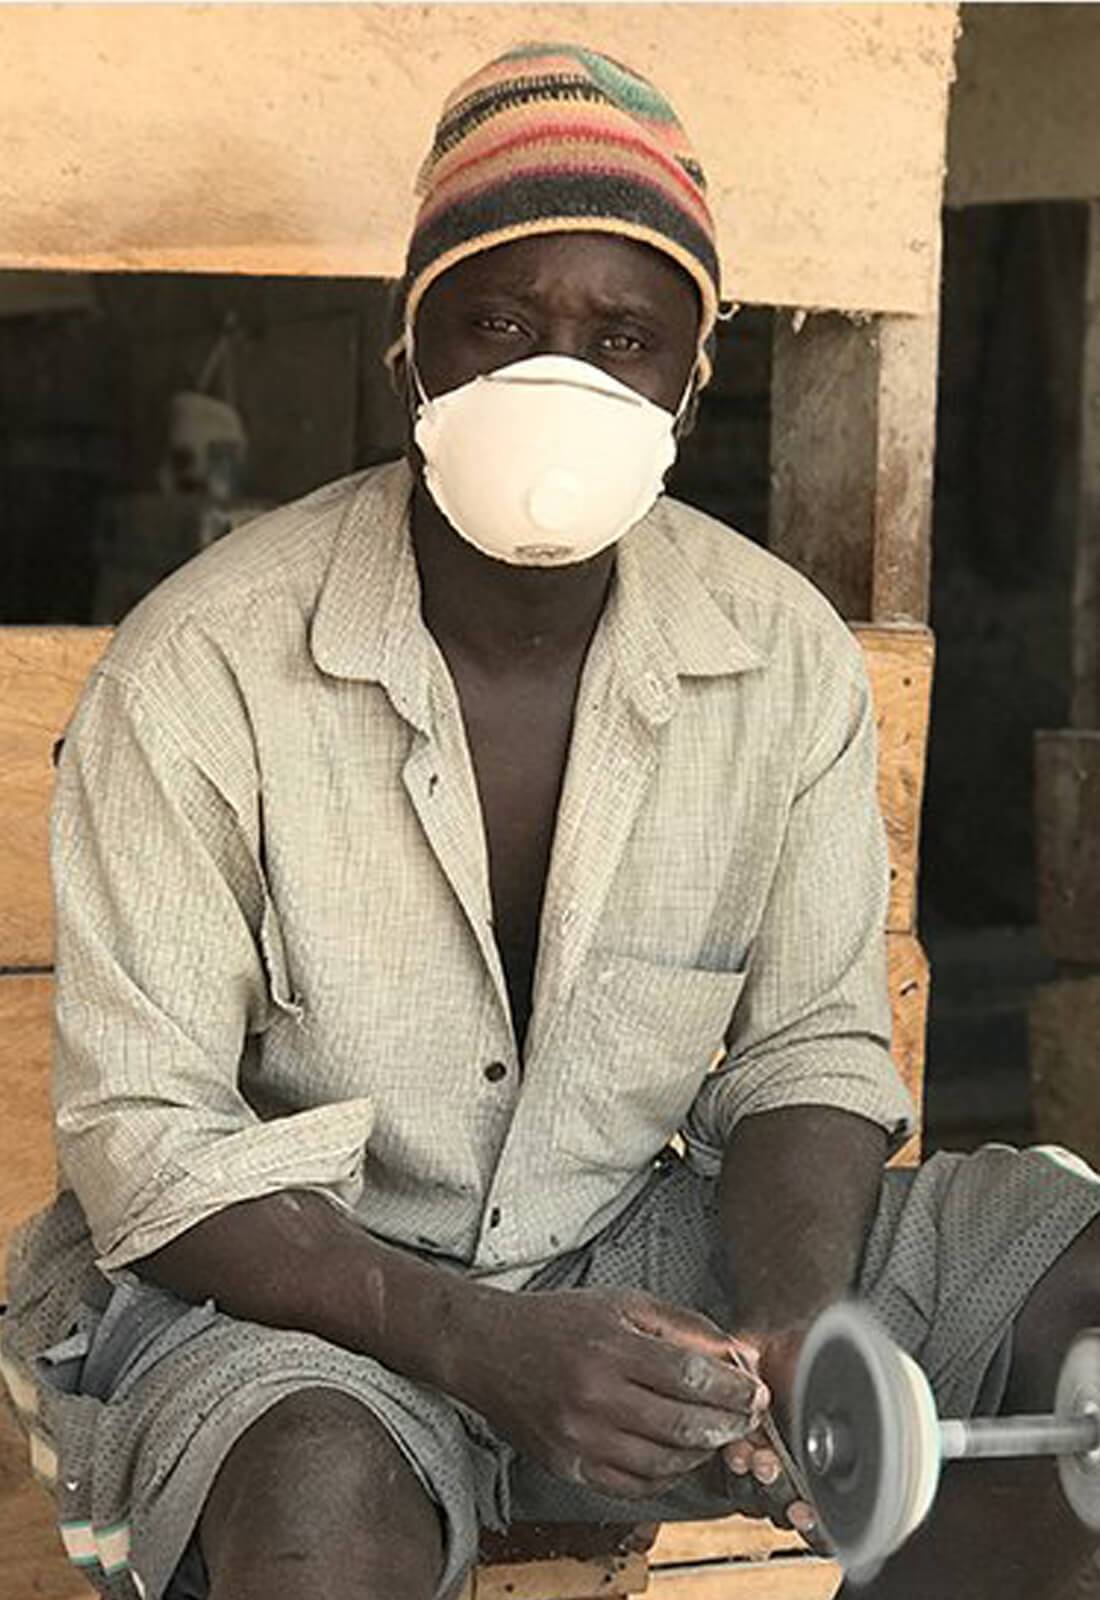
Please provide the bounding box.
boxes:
[51,460,914,1286]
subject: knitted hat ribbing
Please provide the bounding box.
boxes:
[391,43,721,383]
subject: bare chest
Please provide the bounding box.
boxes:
[448,657,584,1048]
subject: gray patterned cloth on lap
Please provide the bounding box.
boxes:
[2,1143,1100,1600]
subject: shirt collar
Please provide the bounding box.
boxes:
[310,460,435,732]
[310,463,765,730]
[607,497,766,725]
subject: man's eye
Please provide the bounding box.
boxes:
[475,315,527,337]
[599,331,646,354]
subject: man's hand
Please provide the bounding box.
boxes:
[461,1288,767,1500]
[721,1330,823,1544]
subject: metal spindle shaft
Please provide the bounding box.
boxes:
[940,1413,1100,1462]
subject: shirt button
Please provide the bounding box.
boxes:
[488,1207,502,1229]
[484,1061,507,1083]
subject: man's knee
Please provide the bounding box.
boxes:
[200,1385,445,1596]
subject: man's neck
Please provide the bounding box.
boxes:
[410,481,615,672]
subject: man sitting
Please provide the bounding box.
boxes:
[4,42,1100,1600]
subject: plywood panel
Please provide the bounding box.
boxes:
[887,932,928,1167]
[650,1556,841,1599]
[0,6,956,316]
[0,974,56,1269]
[0,627,110,968]
[464,1552,648,1599]
[652,1515,804,1565]
[855,626,935,934]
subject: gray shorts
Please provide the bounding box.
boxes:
[3,1143,1100,1600]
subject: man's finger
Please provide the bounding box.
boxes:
[613,1386,755,1453]
[621,1295,736,1360]
[724,1438,755,1475]
[788,1500,817,1536]
[601,1429,714,1485]
[751,1446,782,1486]
[624,1329,765,1415]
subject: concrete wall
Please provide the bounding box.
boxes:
[0,4,956,316]
[948,3,1100,207]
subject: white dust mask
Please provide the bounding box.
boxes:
[413,353,687,566]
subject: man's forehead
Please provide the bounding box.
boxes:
[428,232,699,312]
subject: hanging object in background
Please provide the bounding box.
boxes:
[95,311,272,623]
[157,312,268,546]
[158,389,248,545]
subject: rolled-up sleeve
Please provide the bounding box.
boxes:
[51,668,373,1276]
[684,641,916,1164]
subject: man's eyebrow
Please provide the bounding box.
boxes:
[465,285,665,320]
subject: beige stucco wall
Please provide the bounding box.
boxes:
[0,3,957,315]
[948,3,1100,207]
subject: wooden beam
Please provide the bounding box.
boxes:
[1035,730,1100,966]
[770,312,939,624]
[0,627,111,968]
[1031,974,1100,1168]
[1073,199,1100,730]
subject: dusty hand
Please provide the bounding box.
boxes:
[463,1288,767,1501]
[721,1332,825,1547]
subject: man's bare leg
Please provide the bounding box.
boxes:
[842,1216,1100,1600]
[198,1387,446,1600]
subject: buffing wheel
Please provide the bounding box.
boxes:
[793,1303,940,1585]
[1056,1331,1100,1532]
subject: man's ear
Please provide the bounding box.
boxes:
[389,345,410,403]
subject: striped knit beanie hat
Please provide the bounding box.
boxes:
[391,43,722,385]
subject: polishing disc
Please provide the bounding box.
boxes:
[1056,1330,1100,1531]
[794,1303,940,1585]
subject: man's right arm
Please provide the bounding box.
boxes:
[138,1189,762,1500]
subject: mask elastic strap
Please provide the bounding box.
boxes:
[673,362,699,426]
[404,324,431,412]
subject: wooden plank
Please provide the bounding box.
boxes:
[1035,731,1100,965]
[0,1405,86,1600]
[1031,974,1100,1171]
[869,316,940,626]
[1073,200,1100,731]
[651,1516,804,1566]
[0,974,57,1270]
[770,313,938,625]
[0,627,111,968]
[466,1552,648,1599]
[887,932,928,1167]
[649,1556,841,1600]
[855,624,934,933]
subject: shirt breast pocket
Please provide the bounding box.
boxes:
[553,954,747,1173]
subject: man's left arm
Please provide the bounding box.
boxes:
[685,631,914,1418]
